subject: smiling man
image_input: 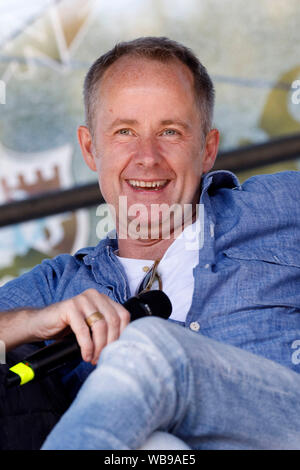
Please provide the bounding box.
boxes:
[1,37,300,450]
[78,49,218,258]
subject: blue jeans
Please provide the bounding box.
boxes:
[42,317,300,450]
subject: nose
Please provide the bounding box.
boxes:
[133,137,162,168]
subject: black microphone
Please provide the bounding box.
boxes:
[5,290,172,388]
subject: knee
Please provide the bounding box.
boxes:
[99,317,178,367]
[122,316,173,345]
[110,317,188,367]
[129,315,168,331]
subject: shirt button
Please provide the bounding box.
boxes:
[143,266,150,272]
[190,321,200,332]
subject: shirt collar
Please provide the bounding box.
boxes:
[201,169,241,196]
[74,233,118,262]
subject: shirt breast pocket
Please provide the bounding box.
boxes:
[223,247,300,309]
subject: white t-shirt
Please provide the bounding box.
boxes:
[116,221,200,322]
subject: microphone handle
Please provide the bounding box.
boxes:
[26,334,81,374]
[6,334,81,387]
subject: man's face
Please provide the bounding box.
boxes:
[79,56,218,235]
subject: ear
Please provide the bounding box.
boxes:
[77,125,97,172]
[202,128,220,174]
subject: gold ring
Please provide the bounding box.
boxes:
[85,311,105,328]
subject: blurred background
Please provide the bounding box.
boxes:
[0,0,299,285]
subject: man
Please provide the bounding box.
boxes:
[1,37,300,450]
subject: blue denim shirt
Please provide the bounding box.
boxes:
[1,169,300,398]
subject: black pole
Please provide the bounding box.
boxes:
[0,183,104,228]
[0,133,299,228]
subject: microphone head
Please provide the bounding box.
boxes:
[137,290,172,319]
[128,290,172,321]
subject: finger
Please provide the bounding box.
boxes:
[66,309,94,362]
[90,305,130,364]
[73,290,107,362]
[116,305,131,334]
[93,295,123,343]
[90,305,121,364]
[88,314,108,365]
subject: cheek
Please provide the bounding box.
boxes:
[93,157,110,196]
[94,148,115,178]
[98,140,134,170]
[173,152,203,182]
[95,155,124,202]
[188,145,204,175]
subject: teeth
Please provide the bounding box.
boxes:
[128,180,167,188]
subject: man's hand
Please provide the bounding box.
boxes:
[26,289,131,364]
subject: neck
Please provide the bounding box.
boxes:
[117,212,197,259]
[116,199,199,259]
[117,236,176,260]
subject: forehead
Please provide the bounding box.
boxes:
[97,55,196,104]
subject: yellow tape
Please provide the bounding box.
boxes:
[9,362,35,385]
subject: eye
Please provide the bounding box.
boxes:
[116,128,133,135]
[162,129,178,136]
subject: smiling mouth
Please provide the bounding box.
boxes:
[126,179,169,190]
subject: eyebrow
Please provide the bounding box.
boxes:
[108,119,138,130]
[160,119,191,130]
[108,118,191,131]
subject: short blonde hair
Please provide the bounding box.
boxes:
[83,36,215,137]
